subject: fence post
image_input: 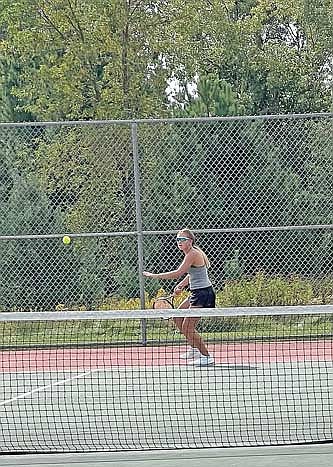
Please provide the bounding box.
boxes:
[131,122,147,344]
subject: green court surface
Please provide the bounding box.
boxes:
[1,360,332,453]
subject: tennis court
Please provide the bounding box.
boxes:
[2,360,331,452]
[0,306,332,460]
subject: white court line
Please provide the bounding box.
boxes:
[1,368,328,405]
[0,369,96,407]
[0,364,255,377]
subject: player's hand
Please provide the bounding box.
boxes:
[143,271,154,278]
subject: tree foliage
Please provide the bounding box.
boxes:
[0,0,332,120]
[0,0,170,120]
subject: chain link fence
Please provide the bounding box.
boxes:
[0,114,332,317]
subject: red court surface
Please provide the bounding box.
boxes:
[0,340,332,372]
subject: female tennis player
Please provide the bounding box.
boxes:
[143,228,215,366]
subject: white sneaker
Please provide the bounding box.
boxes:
[192,355,214,366]
[180,348,201,360]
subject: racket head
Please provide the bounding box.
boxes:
[152,295,174,310]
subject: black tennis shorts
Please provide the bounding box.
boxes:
[189,286,216,308]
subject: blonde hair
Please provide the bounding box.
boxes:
[178,229,210,268]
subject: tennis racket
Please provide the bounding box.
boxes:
[152,295,174,319]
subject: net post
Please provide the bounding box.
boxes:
[132,122,147,345]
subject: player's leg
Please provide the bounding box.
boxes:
[172,296,189,333]
[181,315,209,356]
[173,298,201,360]
[184,287,216,366]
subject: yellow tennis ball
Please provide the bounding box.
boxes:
[62,235,71,245]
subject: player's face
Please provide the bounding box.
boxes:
[176,233,191,251]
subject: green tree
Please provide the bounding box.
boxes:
[161,0,333,114]
[0,58,33,122]
[0,0,170,121]
[173,75,242,117]
[1,0,332,119]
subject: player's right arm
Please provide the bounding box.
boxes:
[174,274,190,295]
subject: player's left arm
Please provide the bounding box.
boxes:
[143,252,194,280]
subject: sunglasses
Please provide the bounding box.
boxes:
[176,237,191,243]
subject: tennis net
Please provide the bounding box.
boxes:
[0,305,332,453]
